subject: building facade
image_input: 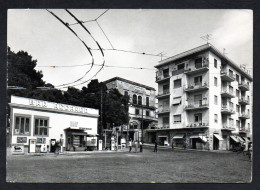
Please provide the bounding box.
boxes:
[9,95,99,152]
[153,44,252,150]
[104,77,157,143]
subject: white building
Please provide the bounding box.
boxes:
[9,95,99,152]
[154,43,252,150]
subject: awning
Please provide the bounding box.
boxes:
[242,137,250,142]
[190,135,207,142]
[237,136,245,142]
[172,134,184,139]
[214,134,224,141]
[230,136,239,143]
[172,97,181,105]
[71,132,88,136]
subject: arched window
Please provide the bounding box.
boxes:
[146,97,149,106]
[138,96,142,105]
[133,94,137,104]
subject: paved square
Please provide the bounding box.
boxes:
[6,148,251,183]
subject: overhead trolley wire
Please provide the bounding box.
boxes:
[46,9,95,88]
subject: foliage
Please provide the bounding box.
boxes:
[7,48,130,131]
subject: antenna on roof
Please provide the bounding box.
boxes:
[157,52,167,61]
[200,34,213,44]
[223,48,228,56]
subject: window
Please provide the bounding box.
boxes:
[174,79,182,88]
[214,77,218,86]
[236,104,239,112]
[195,57,202,68]
[133,94,137,104]
[135,109,140,115]
[34,118,48,136]
[124,91,128,96]
[214,95,218,105]
[236,89,239,98]
[236,74,239,83]
[194,94,202,105]
[214,114,218,123]
[194,113,202,123]
[236,120,240,128]
[173,115,181,123]
[194,76,202,86]
[163,117,169,126]
[214,59,217,68]
[163,84,169,94]
[177,63,184,70]
[146,110,150,116]
[163,68,169,78]
[229,69,233,77]
[14,115,30,135]
[146,97,149,106]
[247,96,250,103]
[229,85,233,94]
[229,118,234,127]
[138,96,142,105]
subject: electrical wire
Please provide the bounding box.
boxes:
[96,20,114,49]
[46,9,95,88]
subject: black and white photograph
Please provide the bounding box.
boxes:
[6,9,253,183]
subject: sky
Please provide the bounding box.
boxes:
[7,9,253,91]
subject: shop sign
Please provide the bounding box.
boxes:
[79,127,92,130]
[86,137,97,146]
[11,144,24,155]
[17,137,27,143]
[36,138,46,144]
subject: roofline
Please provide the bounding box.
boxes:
[155,43,253,81]
[103,77,156,91]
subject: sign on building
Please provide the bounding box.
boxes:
[11,144,25,155]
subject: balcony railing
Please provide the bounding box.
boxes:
[221,88,235,98]
[239,128,249,133]
[158,106,170,114]
[157,89,170,98]
[221,105,235,114]
[239,112,250,119]
[220,70,235,82]
[238,97,249,105]
[222,125,235,131]
[184,101,209,111]
[186,121,209,128]
[156,73,170,82]
[184,82,208,92]
[158,124,170,129]
[184,63,209,75]
[172,68,185,76]
[238,82,249,91]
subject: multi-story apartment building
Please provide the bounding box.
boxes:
[104,77,157,143]
[153,43,252,150]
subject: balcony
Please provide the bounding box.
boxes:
[184,63,209,75]
[221,88,235,98]
[238,97,250,105]
[238,82,249,91]
[172,68,184,76]
[158,106,170,115]
[239,112,250,119]
[157,89,170,99]
[239,128,249,133]
[184,82,208,93]
[158,124,170,129]
[220,70,235,82]
[184,101,209,111]
[186,121,209,128]
[221,125,235,131]
[156,74,170,83]
[221,105,235,114]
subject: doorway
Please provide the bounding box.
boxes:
[213,136,219,150]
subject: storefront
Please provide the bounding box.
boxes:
[9,95,99,152]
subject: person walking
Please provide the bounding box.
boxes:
[140,141,143,152]
[129,139,132,152]
[154,140,157,152]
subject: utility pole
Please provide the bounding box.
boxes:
[100,85,103,149]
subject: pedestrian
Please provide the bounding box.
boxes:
[154,140,157,152]
[140,141,143,152]
[172,141,174,150]
[135,141,138,153]
[129,139,132,152]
